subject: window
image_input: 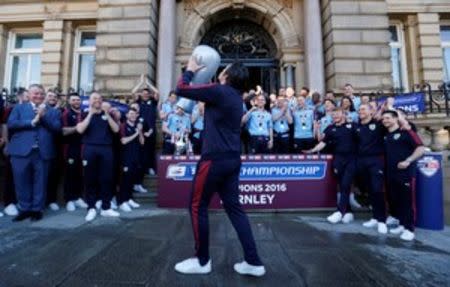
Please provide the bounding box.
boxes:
[441,25,450,83]
[4,32,42,91]
[72,29,96,94]
[389,24,408,92]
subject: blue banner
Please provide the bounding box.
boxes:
[166,161,328,181]
[377,92,425,113]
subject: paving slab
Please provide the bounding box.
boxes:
[0,205,449,287]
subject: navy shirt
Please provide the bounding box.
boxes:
[176,71,242,157]
[81,112,115,145]
[62,108,82,147]
[384,128,423,177]
[323,123,357,155]
[137,98,158,129]
[355,120,386,156]
[120,122,140,164]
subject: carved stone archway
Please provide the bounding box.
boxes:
[176,0,304,91]
[180,0,301,50]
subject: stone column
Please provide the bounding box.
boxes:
[61,21,75,92]
[157,0,176,100]
[286,65,295,88]
[0,24,8,88]
[280,66,286,89]
[417,13,444,90]
[41,20,65,89]
[304,0,325,94]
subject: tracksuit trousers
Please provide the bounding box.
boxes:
[189,154,262,266]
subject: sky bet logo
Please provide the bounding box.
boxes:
[166,162,327,181]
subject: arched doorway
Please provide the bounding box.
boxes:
[200,20,279,93]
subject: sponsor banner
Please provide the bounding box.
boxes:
[377,92,425,113]
[158,155,337,210]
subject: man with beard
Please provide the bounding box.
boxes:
[62,93,88,211]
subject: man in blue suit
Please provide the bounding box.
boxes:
[7,84,62,221]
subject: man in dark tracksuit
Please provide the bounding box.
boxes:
[306,107,357,224]
[382,110,424,241]
[76,92,120,222]
[355,104,387,234]
[174,59,265,277]
[137,88,158,175]
[1,88,29,216]
[62,93,87,211]
[118,108,144,212]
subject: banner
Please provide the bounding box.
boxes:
[377,92,425,113]
[158,154,337,210]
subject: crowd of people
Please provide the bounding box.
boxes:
[0,80,425,241]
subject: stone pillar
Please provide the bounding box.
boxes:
[286,65,295,88]
[0,24,8,88]
[321,0,392,92]
[61,21,75,92]
[157,0,176,100]
[41,20,65,89]
[280,66,286,89]
[304,0,325,94]
[95,0,159,95]
[417,13,444,90]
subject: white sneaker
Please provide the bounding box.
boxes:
[400,230,415,241]
[327,211,343,224]
[49,202,60,211]
[128,199,140,208]
[341,213,354,224]
[100,209,120,217]
[174,258,211,274]
[377,222,388,234]
[4,203,19,216]
[390,225,405,235]
[119,202,132,212]
[66,201,76,212]
[133,185,148,193]
[75,198,88,209]
[349,193,362,209]
[234,261,266,277]
[0,211,3,217]
[362,219,378,228]
[110,197,118,210]
[148,168,156,176]
[95,200,102,210]
[85,208,97,222]
[386,216,400,226]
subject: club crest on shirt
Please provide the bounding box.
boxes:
[346,124,351,129]
[393,133,401,140]
[123,166,129,172]
[82,160,88,166]
[369,124,376,131]
[101,115,108,120]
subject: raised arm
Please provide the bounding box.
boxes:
[175,71,219,104]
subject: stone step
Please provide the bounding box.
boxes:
[134,191,158,204]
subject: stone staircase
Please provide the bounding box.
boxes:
[134,174,158,204]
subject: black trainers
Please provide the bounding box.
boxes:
[30,211,43,221]
[13,211,31,222]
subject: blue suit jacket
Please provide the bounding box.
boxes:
[7,103,62,160]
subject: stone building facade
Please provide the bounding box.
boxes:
[0,0,449,96]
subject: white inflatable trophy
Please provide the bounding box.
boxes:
[176,45,221,113]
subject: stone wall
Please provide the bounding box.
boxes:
[416,13,444,90]
[321,0,392,92]
[95,0,158,96]
[41,20,65,88]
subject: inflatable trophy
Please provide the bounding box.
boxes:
[176,45,221,113]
